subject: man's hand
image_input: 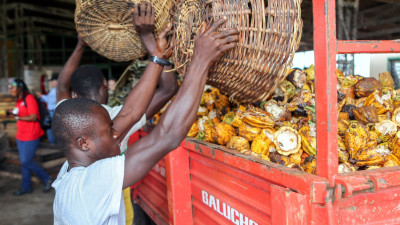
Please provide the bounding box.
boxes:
[77,35,87,48]
[132,2,171,58]
[192,18,239,67]
[133,1,155,37]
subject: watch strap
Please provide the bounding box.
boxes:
[149,55,171,66]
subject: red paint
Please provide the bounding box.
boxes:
[337,40,400,54]
[166,146,193,225]
[136,159,169,224]
[313,0,339,184]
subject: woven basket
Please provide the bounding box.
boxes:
[172,0,302,102]
[75,0,171,62]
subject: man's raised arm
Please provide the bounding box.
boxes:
[112,2,175,142]
[123,18,239,188]
[56,37,86,103]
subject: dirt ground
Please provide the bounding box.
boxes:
[0,177,54,225]
[0,176,155,225]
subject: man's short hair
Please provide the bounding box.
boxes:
[71,65,105,99]
[52,98,101,152]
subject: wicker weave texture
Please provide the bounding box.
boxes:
[75,0,171,62]
[172,0,302,102]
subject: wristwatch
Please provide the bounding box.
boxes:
[149,56,172,66]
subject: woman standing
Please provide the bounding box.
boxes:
[8,78,52,196]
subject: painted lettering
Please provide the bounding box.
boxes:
[201,190,258,225]
[216,199,224,215]
[231,208,239,225]
[209,195,217,211]
[202,190,208,205]
[240,213,248,225]
[223,202,231,219]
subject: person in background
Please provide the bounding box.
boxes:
[8,78,53,196]
[108,77,117,94]
[36,73,58,144]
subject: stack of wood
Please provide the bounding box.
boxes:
[0,94,16,119]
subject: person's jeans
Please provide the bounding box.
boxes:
[17,138,51,191]
[46,110,56,144]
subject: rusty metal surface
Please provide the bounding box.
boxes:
[337,186,400,224]
[271,184,309,225]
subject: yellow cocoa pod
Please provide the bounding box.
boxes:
[354,144,389,166]
[214,93,230,109]
[251,135,269,156]
[187,122,199,137]
[303,156,317,175]
[204,127,215,143]
[365,130,379,148]
[366,166,382,170]
[392,107,400,126]
[338,163,357,173]
[299,126,316,156]
[364,90,387,114]
[375,120,397,143]
[379,71,395,91]
[212,122,237,146]
[231,112,244,128]
[338,119,350,136]
[197,106,208,117]
[289,149,303,165]
[344,121,368,159]
[391,131,400,158]
[238,122,261,141]
[226,136,250,151]
[274,126,302,156]
[258,154,270,162]
[269,152,291,166]
[243,110,275,128]
[383,153,400,167]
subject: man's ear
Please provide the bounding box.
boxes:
[71,91,78,98]
[76,137,90,151]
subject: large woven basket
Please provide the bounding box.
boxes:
[75,0,171,62]
[172,0,302,102]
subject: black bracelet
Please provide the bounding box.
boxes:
[149,56,172,66]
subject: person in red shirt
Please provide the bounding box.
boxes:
[8,78,52,196]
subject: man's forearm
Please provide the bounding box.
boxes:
[154,61,209,147]
[144,66,178,118]
[56,43,86,102]
[113,62,164,140]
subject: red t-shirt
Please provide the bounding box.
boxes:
[15,94,44,141]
